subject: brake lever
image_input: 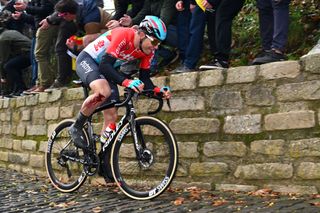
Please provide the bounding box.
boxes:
[133,92,139,101]
[166,99,171,111]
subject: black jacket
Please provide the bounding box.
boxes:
[112,0,145,20]
[24,0,55,28]
[132,0,177,27]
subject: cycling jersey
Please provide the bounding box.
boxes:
[84,27,154,69]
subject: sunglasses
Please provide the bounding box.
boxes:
[146,34,161,47]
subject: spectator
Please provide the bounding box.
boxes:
[110,0,144,23]
[173,0,216,73]
[0,28,31,97]
[175,0,191,64]
[199,0,245,69]
[0,0,8,11]
[30,0,111,93]
[251,0,291,65]
[14,0,55,93]
[0,1,25,33]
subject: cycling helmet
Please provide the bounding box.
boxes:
[139,16,167,41]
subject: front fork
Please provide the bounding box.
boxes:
[128,110,153,168]
[129,108,145,156]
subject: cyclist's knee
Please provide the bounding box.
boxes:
[90,79,111,98]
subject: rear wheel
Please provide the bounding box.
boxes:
[111,116,178,200]
[45,120,88,192]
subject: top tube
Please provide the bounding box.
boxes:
[91,89,164,116]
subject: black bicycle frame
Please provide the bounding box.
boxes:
[78,86,163,161]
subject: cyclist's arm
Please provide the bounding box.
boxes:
[100,31,131,85]
[99,54,126,85]
[139,68,155,90]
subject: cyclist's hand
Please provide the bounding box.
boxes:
[122,79,144,93]
[154,86,172,99]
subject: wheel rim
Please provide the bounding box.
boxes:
[111,117,178,199]
[45,120,88,192]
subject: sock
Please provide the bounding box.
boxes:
[73,112,88,129]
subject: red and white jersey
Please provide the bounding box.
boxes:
[84,27,154,69]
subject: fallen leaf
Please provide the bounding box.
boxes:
[186,186,198,191]
[53,201,78,208]
[212,199,227,206]
[310,202,320,207]
[25,190,38,194]
[268,202,274,207]
[189,190,201,201]
[54,203,68,208]
[92,206,102,213]
[66,201,78,206]
[235,200,246,205]
[249,188,272,197]
[312,194,320,199]
[173,197,185,206]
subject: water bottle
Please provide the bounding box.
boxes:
[100,123,116,144]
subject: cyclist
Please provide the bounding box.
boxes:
[68,16,171,150]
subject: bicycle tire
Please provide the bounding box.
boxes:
[110,116,178,200]
[45,119,89,192]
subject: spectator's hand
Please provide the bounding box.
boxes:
[190,4,196,12]
[176,0,184,11]
[106,20,121,29]
[131,25,139,30]
[82,33,100,47]
[66,38,76,50]
[12,11,22,20]
[39,18,50,30]
[122,79,144,93]
[203,0,213,9]
[119,14,132,27]
[14,2,27,11]
[154,86,172,99]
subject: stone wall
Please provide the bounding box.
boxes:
[1,53,320,194]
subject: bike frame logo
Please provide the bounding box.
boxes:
[148,176,170,196]
[47,130,56,153]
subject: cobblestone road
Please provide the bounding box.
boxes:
[1,168,320,212]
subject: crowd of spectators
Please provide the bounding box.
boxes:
[0,0,296,98]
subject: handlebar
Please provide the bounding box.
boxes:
[123,89,169,115]
[140,89,164,115]
[93,88,170,115]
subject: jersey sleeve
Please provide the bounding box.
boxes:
[105,29,128,58]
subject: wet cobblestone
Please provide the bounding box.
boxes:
[0,168,320,212]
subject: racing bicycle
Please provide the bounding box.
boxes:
[45,81,178,200]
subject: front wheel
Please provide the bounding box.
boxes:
[45,120,89,192]
[111,116,178,200]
